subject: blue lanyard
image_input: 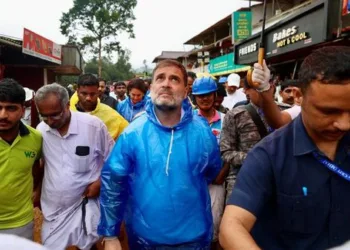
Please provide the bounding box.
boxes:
[313,152,350,181]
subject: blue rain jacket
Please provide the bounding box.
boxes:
[116,97,146,122]
[98,98,222,248]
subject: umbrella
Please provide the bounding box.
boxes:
[247,0,268,88]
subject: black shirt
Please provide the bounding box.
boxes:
[100,94,117,110]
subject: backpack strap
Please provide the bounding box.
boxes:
[244,104,268,139]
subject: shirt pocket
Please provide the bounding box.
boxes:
[73,154,91,173]
[276,186,330,235]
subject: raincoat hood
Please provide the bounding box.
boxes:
[145,97,193,130]
[116,97,147,122]
[128,96,147,109]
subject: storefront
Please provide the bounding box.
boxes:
[234,0,350,78]
[0,29,83,91]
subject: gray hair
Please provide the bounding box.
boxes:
[34,83,69,107]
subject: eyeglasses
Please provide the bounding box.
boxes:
[39,110,64,121]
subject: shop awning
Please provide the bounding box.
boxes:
[208,52,250,76]
[0,36,22,48]
[210,66,251,76]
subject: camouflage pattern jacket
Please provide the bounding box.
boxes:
[220,103,268,198]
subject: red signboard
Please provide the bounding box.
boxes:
[343,0,350,15]
[22,28,62,64]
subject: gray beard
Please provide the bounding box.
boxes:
[154,103,178,112]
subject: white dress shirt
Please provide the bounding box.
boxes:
[36,111,115,249]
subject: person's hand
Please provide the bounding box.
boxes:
[83,179,101,198]
[104,238,122,250]
[252,60,271,92]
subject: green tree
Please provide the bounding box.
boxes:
[84,50,134,81]
[60,0,137,77]
[59,75,79,87]
[84,57,99,76]
[113,49,134,80]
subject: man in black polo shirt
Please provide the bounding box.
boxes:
[219,46,350,250]
[98,78,117,110]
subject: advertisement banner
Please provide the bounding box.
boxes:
[232,11,252,43]
[343,0,350,15]
[22,28,62,64]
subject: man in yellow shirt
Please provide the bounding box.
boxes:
[69,74,128,140]
[0,78,42,240]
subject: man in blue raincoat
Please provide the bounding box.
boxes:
[98,59,222,250]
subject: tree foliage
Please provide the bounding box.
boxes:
[60,0,137,76]
[84,50,134,81]
[59,75,79,87]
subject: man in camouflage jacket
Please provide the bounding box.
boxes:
[220,80,276,201]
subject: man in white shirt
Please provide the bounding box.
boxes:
[222,73,247,110]
[111,81,127,102]
[34,83,114,250]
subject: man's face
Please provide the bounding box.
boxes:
[98,81,106,97]
[301,81,350,142]
[151,66,187,111]
[187,77,195,93]
[226,85,237,95]
[36,94,70,129]
[77,85,99,112]
[129,88,144,104]
[0,102,24,132]
[244,88,260,106]
[214,95,224,110]
[115,85,126,97]
[280,86,295,105]
[195,93,215,112]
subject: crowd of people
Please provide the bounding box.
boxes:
[0,46,350,250]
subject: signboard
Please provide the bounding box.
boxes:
[22,28,62,64]
[197,51,210,63]
[208,53,248,75]
[343,0,350,15]
[232,11,252,42]
[235,1,327,65]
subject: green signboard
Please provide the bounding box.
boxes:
[232,11,252,42]
[208,53,248,76]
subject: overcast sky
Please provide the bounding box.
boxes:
[0,0,258,69]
